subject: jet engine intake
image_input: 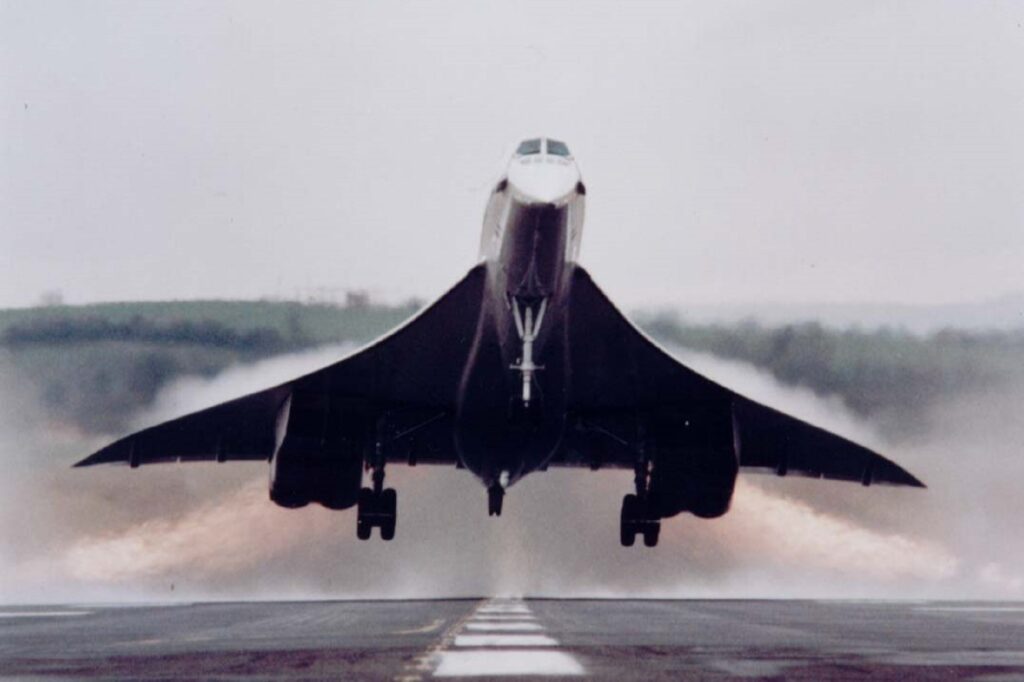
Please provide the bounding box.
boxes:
[269,390,365,510]
[646,402,740,519]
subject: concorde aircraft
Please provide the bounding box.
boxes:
[76,138,924,547]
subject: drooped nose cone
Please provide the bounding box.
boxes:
[507,154,581,205]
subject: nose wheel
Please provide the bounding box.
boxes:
[488,484,505,516]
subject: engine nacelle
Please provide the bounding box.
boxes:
[647,400,740,520]
[269,391,366,510]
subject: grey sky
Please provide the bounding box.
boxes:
[2,0,1022,309]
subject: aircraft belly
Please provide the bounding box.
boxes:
[455,305,568,487]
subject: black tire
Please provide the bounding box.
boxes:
[357,487,373,514]
[620,494,638,547]
[382,488,397,517]
[622,494,639,520]
[642,522,660,548]
[488,484,504,517]
[271,492,309,509]
[375,488,396,540]
[356,519,372,541]
[620,524,636,547]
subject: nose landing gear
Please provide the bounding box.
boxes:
[488,470,510,517]
[510,297,547,409]
[488,484,504,516]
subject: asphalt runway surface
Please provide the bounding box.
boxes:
[3,599,1024,680]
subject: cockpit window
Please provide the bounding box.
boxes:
[546,139,570,157]
[516,138,542,155]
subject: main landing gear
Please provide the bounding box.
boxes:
[620,460,660,547]
[620,494,660,547]
[357,459,397,541]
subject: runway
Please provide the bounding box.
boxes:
[3,599,1024,680]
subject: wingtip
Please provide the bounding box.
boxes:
[895,470,927,489]
[72,437,131,469]
[897,464,927,489]
[874,453,927,489]
[72,451,104,468]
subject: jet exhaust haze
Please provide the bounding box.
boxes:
[3,139,1017,602]
[3,343,1021,603]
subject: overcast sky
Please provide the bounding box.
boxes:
[2,1,1022,309]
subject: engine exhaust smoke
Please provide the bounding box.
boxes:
[1,345,1022,602]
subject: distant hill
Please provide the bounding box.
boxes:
[0,300,417,434]
[662,293,1024,335]
[0,299,419,347]
[2,298,1022,440]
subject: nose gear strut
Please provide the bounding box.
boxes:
[510,297,547,407]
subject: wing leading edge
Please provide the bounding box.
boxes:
[76,261,923,490]
[556,266,924,488]
[74,264,487,468]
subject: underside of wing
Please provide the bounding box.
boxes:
[74,265,487,468]
[554,266,924,489]
[74,384,290,467]
[732,397,923,486]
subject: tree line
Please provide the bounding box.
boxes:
[2,316,300,354]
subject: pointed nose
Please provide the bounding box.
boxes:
[507,157,581,205]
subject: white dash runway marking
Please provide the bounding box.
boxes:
[434,651,584,677]
[477,606,531,614]
[431,599,584,677]
[454,634,557,647]
[464,621,543,632]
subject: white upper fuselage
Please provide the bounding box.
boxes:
[479,137,585,266]
[507,149,581,205]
